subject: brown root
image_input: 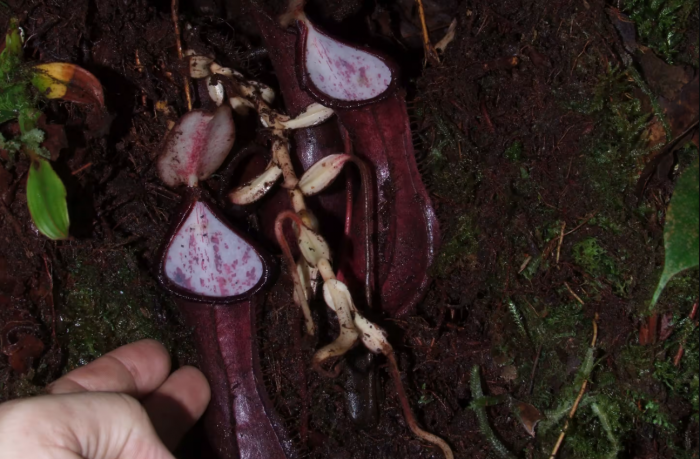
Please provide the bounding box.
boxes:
[385,350,454,459]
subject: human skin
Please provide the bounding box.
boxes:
[0,339,211,459]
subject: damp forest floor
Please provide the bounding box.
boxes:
[0,0,698,458]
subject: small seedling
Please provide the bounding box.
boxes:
[0,19,103,240]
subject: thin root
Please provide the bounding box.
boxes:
[386,350,454,459]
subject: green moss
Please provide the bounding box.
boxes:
[588,215,623,235]
[572,238,616,278]
[623,0,697,64]
[57,247,195,372]
[420,107,478,204]
[570,67,651,214]
[506,299,529,342]
[650,267,700,315]
[653,316,699,420]
[432,213,479,277]
[558,401,622,459]
[0,20,44,162]
[0,369,45,401]
[572,237,633,296]
[0,21,36,124]
[504,141,523,162]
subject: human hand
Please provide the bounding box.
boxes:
[0,339,210,459]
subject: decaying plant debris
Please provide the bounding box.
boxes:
[0,0,698,458]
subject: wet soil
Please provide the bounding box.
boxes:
[0,1,698,459]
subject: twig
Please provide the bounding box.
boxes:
[171,0,192,111]
[527,343,543,395]
[475,14,490,37]
[674,301,699,367]
[519,255,533,274]
[480,101,495,133]
[570,39,592,75]
[549,313,598,459]
[556,221,566,264]
[415,0,440,66]
[71,162,92,175]
[564,212,597,236]
[564,282,585,305]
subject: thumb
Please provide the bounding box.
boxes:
[0,392,174,459]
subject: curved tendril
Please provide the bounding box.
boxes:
[275,211,315,335]
[385,350,454,459]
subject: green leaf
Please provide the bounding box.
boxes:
[651,158,699,306]
[26,158,70,240]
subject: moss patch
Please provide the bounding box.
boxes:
[57,246,196,372]
[624,0,698,65]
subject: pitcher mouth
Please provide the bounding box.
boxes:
[156,188,274,304]
[295,19,398,109]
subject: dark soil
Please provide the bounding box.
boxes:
[0,1,698,459]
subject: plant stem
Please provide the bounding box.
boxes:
[556,221,566,264]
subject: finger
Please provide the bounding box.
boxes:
[0,392,175,459]
[142,366,211,450]
[48,339,171,398]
